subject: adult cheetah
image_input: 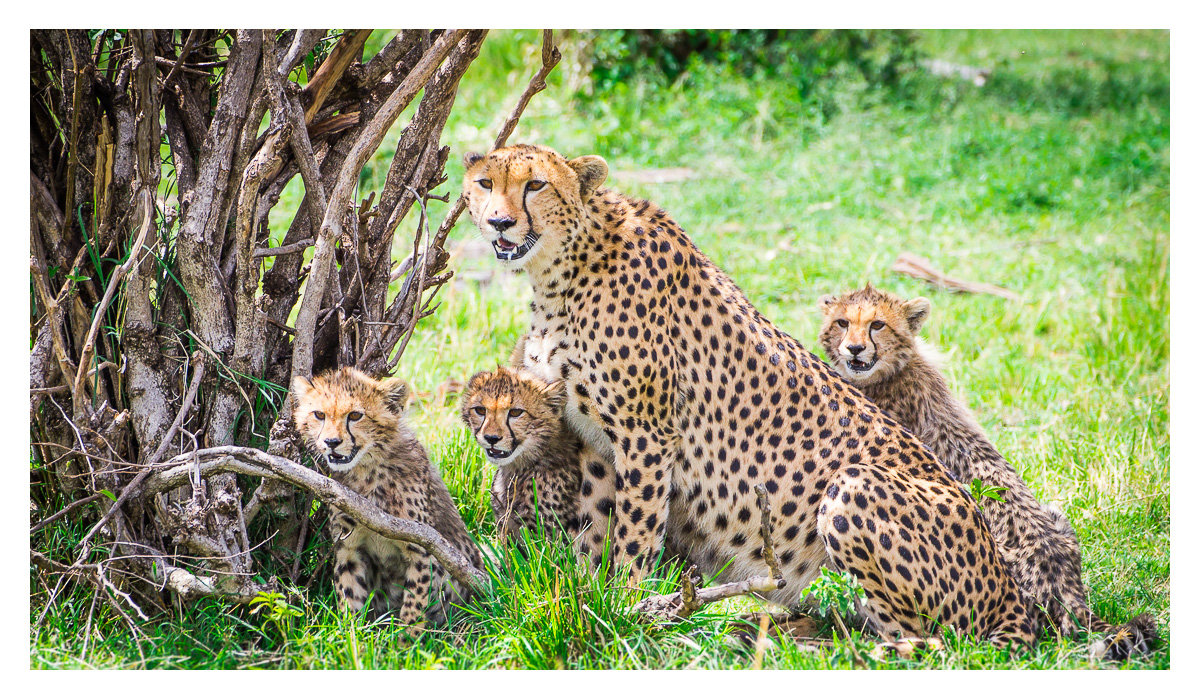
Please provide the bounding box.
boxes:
[463,143,1034,646]
[818,284,1156,658]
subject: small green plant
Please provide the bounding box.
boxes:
[249,590,305,640]
[969,478,1010,504]
[801,567,868,623]
[801,567,870,665]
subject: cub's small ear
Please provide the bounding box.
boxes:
[463,151,484,168]
[291,375,314,398]
[817,294,838,311]
[379,377,412,414]
[568,155,608,196]
[543,379,568,414]
[902,297,932,333]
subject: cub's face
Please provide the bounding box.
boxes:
[292,368,411,473]
[461,144,608,269]
[818,286,930,387]
[460,367,565,467]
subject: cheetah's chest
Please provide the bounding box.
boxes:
[525,308,614,463]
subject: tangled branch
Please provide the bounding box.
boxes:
[30,28,562,625]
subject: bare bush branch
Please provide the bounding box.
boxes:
[145,446,488,592]
[30,28,560,620]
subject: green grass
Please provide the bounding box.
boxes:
[30,29,1169,669]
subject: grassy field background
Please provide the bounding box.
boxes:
[30,29,1169,669]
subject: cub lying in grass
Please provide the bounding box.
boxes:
[817,285,1155,659]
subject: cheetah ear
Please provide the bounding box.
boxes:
[379,377,412,414]
[543,379,568,414]
[463,151,484,168]
[508,334,529,368]
[817,294,838,312]
[902,297,931,333]
[291,375,314,399]
[568,155,608,196]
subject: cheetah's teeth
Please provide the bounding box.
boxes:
[492,232,539,262]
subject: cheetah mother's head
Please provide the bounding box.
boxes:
[462,144,607,270]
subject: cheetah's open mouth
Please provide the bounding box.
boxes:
[492,232,539,262]
[325,446,361,468]
[846,358,877,373]
[485,447,512,460]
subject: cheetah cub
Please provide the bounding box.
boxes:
[293,367,483,629]
[818,285,1155,659]
[460,366,591,541]
[462,363,684,573]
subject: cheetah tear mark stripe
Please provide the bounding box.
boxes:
[492,182,544,261]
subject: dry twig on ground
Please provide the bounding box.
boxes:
[892,252,1020,300]
[634,484,787,621]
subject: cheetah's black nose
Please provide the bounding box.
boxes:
[846,344,866,356]
[483,434,502,445]
[488,216,516,232]
[324,438,343,449]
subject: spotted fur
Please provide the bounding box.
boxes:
[293,368,482,629]
[818,285,1156,658]
[463,144,1034,646]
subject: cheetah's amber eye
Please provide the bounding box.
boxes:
[472,406,486,417]
[870,321,886,331]
[509,408,525,417]
[477,178,493,190]
[835,319,849,328]
[312,410,326,421]
[526,180,546,192]
[348,411,363,421]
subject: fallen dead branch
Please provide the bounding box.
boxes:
[891,252,1020,300]
[920,58,991,86]
[144,445,489,593]
[634,484,786,621]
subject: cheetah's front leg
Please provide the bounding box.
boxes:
[575,445,618,570]
[332,525,375,614]
[394,543,435,632]
[608,426,678,580]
